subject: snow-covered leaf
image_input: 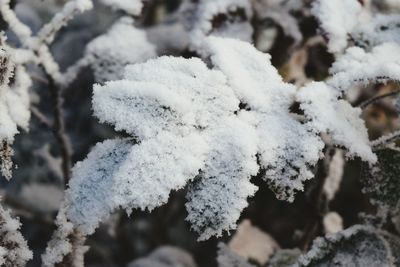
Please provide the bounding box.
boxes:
[0,204,32,267]
[328,43,400,93]
[296,225,395,267]
[267,248,301,267]
[204,36,324,201]
[217,243,255,267]
[67,135,207,235]
[298,82,376,163]
[311,0,364,53]
[185,118,259,240]
[362,148,400,213]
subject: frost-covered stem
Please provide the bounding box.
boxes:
[54,230,86,267]
[299,150,331,251]
[359,90,400,109]
[371,130,400,150]
[0,0,32,44]
[37,0,93,45]
[46,73,72,185]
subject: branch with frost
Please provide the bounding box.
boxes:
[42,207,88,267]
[0,203,32,267]
[371,130,400,150]
[37,0,93,45]
[0,36,32,179]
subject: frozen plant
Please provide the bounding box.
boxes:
[0,0,399,266]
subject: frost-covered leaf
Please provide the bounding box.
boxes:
[85,17,156,82]
[297,82,376,163]
[0,203,32,267]
[179,0,253,51]
[185,118,259,240]
[313,0,400,53]
[311,0,364,53]
[353,14,400,48]
[128,246,197,267]
[67,135,207,235]
[296,225,395,267]
[328,43,400,93]
[204,36,324,201]
[267,248,301,267]
[362,148,400,212]
[217,243,255,267]
[99,0,144,16]
[69,36,376,240]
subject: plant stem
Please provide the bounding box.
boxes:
[46,73,72,186]
[372,130,400,150]
[359,90,400,109]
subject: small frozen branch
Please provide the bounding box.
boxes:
[359,90,400,109]
[372,130,400,150]
[37,0,93,45]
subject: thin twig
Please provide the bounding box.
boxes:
[46,73,73,186]
[359,90,400,109]
[371,130,400,150]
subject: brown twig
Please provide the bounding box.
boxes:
[359,90,400,109]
